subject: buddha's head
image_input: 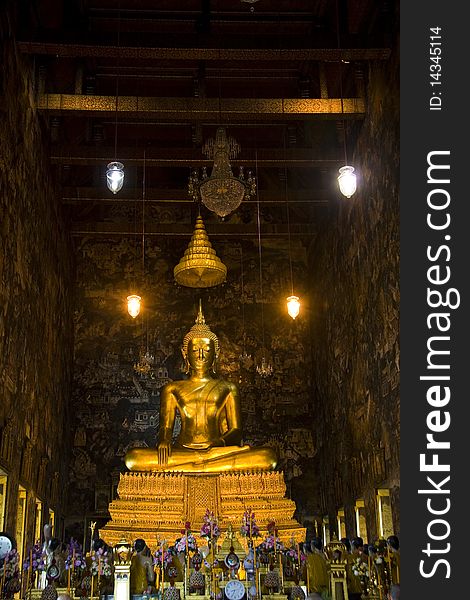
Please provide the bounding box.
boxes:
[187,337,216,373]
[182,302,219,374]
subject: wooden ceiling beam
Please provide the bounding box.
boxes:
[51,147,342,167]
[18,42,390,62]
[60,187,329,204]
[39,95,365,120]
[70,222,316,238]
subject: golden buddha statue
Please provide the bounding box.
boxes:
[125,303,277,473]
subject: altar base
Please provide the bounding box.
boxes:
[100,471,305,548]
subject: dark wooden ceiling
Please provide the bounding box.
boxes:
[15,0,396,240]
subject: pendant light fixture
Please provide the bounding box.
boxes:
[133,153,155,374]
[106,10,124,194]
[188,128,256,217]
[254,151,273,378]
[174,211,227,288]
[238,245,252,369]
[126,150,146,318]
[127,294,141,319]
[107,161,124,195]
[336,0,357,198]
[283,128,301,320]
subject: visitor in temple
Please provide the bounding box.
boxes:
[130,538,155,596]
[387,535,400,600]
[346,537,365,600]
[340,537,351,553]
[306,537,329,598]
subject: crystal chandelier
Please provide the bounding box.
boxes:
[134,350,155,375]
[256,353,273,377]
[188,128,256,217]
[238,246,252,369]
[254,153,273,378]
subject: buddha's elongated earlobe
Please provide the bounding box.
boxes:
[181,348,191,374]
[211,354,218,376]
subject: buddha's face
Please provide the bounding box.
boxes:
[187,337,216,371]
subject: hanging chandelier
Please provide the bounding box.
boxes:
[188,128,256,217]
[256,349,273,377]
[134,350,155,375]
[254,150,273,378]
[174,215,227,288]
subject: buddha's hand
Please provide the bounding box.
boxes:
[157,441,171,465]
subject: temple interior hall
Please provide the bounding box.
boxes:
[0,0,399,587]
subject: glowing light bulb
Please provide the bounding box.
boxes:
[107,161,125,194]
[286,295,300,320]
[127,294,141,318]
[337,165,357,198]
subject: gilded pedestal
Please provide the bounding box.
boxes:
[100,471,305,548]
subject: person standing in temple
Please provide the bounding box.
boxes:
[39,524,53,590]
[387,535,400,600]
[306,538,329,599]
[130,539,155,596]
[346,537,364,600]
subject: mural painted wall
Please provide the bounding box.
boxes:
[0,27,74,542]
[309,45,400,540]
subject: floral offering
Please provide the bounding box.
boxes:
[65,538,87,571]
[90,546,113,577]
[267,521,279,536]
[175,522,198,554]
[257,535,284,554]
[1,549,20,580]
[200,510,220,540]
[352,557,369,579]
[22,542,46,573]
[153,545,175,568]
[240,509,260,538]
[284,546,306,565]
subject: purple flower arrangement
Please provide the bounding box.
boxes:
[257,535,284,554]
[175,532,198,554]
[1,549,20,579]
[200,510,220,540]
[22,543,45,573]
[64,538,87,571]
[90,547,112,577]
[284,547,307,565]
[240,509,260,538]
[153,546,175,568]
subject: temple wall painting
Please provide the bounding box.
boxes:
[0,35,75,539]
[309,49,400,539]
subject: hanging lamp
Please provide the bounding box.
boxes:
[253,150,273,377]
[287,295,301,320]
[335,0,357,198]
[174,215,227,288]
[282,129,301,320]
[127,294,141,318]
[106,11,124,194]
